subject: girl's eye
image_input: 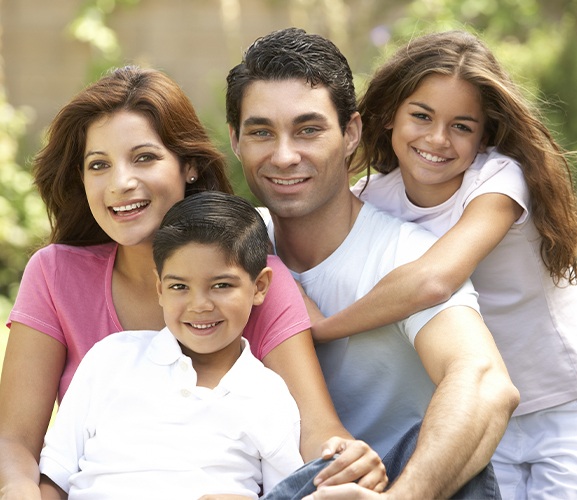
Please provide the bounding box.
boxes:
[168,283,187,290]
[454,123,473,133]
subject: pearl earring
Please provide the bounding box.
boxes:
[189,176,196,183]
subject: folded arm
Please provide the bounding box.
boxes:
[387,306,519,498]
[312,193,523,342]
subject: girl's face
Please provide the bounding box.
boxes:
[390,74,487,207]
[83,111,196,247]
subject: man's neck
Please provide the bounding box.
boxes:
[272,193,363,273]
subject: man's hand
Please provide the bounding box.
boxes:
[313,437,387,492]
[304,483,384,499]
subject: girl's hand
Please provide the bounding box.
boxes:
[314,437,387,492]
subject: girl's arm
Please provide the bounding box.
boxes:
[312,193,524,342]
[0,323,65,499]
[262,330,387,492]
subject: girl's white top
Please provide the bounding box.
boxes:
[353,147,577,416]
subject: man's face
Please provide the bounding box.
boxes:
[230,79,360,220]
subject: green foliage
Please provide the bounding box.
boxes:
[0,92,49,321]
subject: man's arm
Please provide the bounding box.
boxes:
[388,306,519,498]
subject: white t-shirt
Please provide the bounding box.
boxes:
[262,203,480,457]
[40,330,303,500]
[353,147,577,416]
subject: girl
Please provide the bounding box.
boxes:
[310,30,577,498]
[0,66,384,498]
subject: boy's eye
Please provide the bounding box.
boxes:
[213,283,231,289]
[168,283,187,290]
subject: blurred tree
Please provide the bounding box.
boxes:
[0,0,49,322]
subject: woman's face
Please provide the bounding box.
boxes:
[83,110,197,247]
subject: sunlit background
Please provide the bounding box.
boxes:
[2,0,577,371]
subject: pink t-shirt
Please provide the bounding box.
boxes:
[8,243,310,402]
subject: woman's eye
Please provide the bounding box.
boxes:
[411,113,430,121]
[136,153,156,163]
[87,161,108,171]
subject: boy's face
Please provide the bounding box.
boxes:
[156,242,270,361]
[229,78,361,220]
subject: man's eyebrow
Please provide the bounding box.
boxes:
[293,112,329,126]
[242,116,273,128]
[409,101,481,123]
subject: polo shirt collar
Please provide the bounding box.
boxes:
[147,327,266,398]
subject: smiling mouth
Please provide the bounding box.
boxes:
[271,178,306,186]
[414,148,449,163]
[110,201,150,215]
[189,321,221,330]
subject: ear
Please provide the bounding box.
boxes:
[228,124,241,158]
[252,267,273,306]
[185,161,198,183]
[344,112,362,159]
[478,133,489,153]
[154,269,164,307]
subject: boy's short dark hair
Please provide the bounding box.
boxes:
[153,192,271,279]
[226,27,357,138]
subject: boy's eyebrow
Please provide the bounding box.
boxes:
[161,273,242,281]
[409,101,481,123]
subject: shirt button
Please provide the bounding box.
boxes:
[179,360,189,371]
[180,389,191,398]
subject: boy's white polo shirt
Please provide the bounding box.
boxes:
[40,328,303,499]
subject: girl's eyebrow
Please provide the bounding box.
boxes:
[84,142,162,160]
[408,101,481,123]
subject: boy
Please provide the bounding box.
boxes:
[39,191,304,499]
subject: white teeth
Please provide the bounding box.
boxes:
[191,322,219,329]
[112,201,149,213]
[272,178,305,185]
[416,149,447,163]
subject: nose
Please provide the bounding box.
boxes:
[187,290,214,314]
[108,163,138,193]
[426,124,450,148]
[270,137,301,169]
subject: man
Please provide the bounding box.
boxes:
[226,28,519,498]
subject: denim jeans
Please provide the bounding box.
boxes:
[264,422,501,500]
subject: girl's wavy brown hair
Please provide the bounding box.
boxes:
[354,30,577,284]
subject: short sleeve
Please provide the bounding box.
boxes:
[243,255,311,360]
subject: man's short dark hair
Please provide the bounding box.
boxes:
[226,27,357,138]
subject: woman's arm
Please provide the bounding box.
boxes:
[262,330,387,491]
[312,193,523,342]
[0,323,65,499]
[39,475,67,500]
